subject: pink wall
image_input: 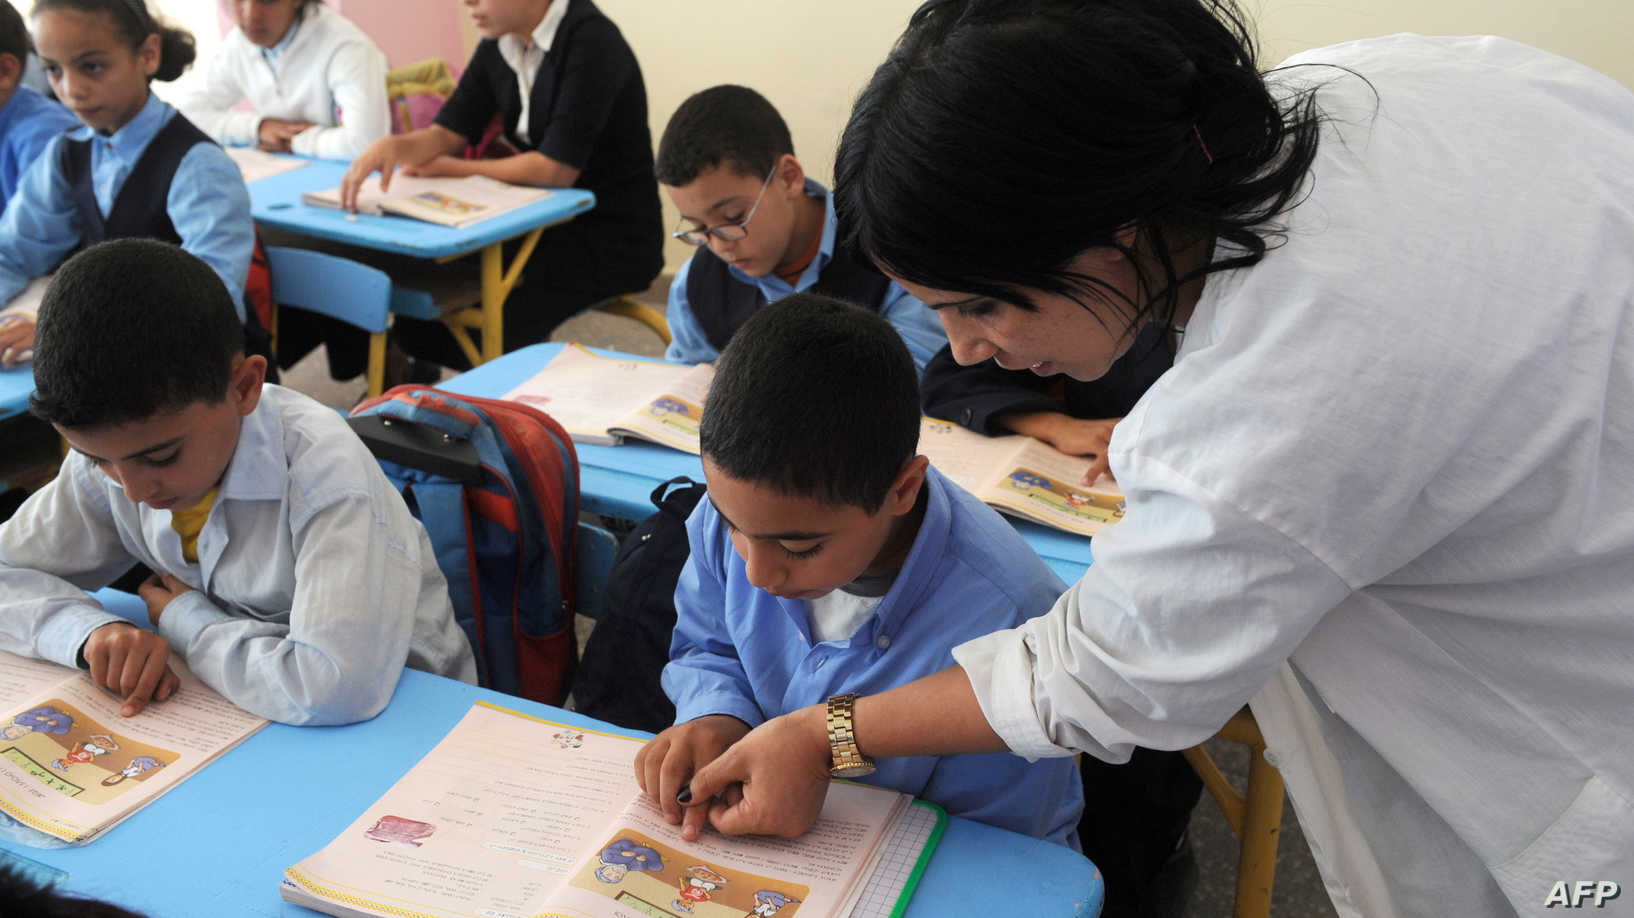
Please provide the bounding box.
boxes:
[329,0,470,74]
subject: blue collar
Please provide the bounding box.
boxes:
[68,91,172,158]
[260,12,302,67]
[854,466,956,636]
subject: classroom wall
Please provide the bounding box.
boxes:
[8,0,1631,276]
[573,0,1634,275]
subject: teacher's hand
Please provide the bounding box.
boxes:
[682,703,833,838]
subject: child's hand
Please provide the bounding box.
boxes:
[0,315,36,368]
[82,622,179,717]
[1040,415,1121,484]
[402,155,471,179]
[137,572,195,626]
[257,117,314,153]
[340,136,403,211]
[635,714,751,840]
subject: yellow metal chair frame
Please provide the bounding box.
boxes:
[1181,707,1285,918]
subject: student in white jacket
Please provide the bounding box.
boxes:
[676,2,1634,916]
[179,0,387,160]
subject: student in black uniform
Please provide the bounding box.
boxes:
[655,85,945,371]
[921,323,1173,483]
[339,0,663,370]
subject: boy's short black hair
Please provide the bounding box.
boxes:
[656,85,794,186]
[0,3,31,63]
[31,239,244,429]
[699,294,920,512]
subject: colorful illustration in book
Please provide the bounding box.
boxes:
[552,731,585,750]
[1004,467,1125,524]
[2,700,179,803]
[364,815,436,847]
[407,191,486,217]
[2,705,72,740]
[100,755,165,786]
[594,837,665,884]
[51,733,117,771]
[673,865,728,913]
[748,890,801,916]
[570,829,808,917]
[644,396,702,436]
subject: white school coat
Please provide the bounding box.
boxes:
[954,34,1634,917]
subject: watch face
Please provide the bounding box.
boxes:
[829,761,876,779]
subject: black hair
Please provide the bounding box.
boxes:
[835,0,1325,336]
[656,85,794,186]
[31,239,244,429]
[699,294,920,512]
[0,864,149,918]
[31,0,196,81]
[0,3,32,63]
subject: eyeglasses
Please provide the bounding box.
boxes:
[671,168,777,246]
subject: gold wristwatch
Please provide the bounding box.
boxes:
[825,693,876,778]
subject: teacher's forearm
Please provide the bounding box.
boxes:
[851,665,1009,758]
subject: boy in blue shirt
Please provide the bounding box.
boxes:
[634,293,1082,847]
[655,86,945,372]
[0,4,78,214]
[0,240,475,724]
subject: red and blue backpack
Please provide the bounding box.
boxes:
[349,386,579,705]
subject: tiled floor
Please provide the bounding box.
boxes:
[282,301,1338,918]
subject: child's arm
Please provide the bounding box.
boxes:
[661,256,720,365]
[149,481,449,726]
[401,150,578,189]
[0,137,84,305]
[338,126,466,211]
[636,505,763,835]
[0,458,155,672]
[288,40,390,161]
[880,282,950,373]
[167,144,256,321]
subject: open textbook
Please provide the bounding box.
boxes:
[502,344,713,454]
[918,418,1126,537]
[0,650,268,844]
[224,146,311,183]
[1,276,50,322]
[302,171,552,228]
[282,702,944,918]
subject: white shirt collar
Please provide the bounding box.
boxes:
[497,0,570,71]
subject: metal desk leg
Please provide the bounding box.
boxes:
[477,226,545,365]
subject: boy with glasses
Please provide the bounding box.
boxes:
[655,85,945,370]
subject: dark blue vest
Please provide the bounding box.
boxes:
[683,235,892,353]
[59,112,213,247]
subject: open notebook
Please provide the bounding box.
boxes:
[302,171,552,228]
[281,702,944,918]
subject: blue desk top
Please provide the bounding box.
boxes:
[0,365,30,422]
[443,343,1096,584]
[247,157,597,258]
[0,590,1103,917]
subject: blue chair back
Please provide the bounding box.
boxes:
[265,246,392,334]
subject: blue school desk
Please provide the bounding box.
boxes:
[0,364,29,420]
[0,589,1104,917]
[441,342,1098,584]
[246,157,596,365]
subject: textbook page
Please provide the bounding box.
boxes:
[919,418,1125,536]
[0,651,268,844]
[282,702,925,918]
[302,171,551,228]
[224,147,310,183]
[503,344,712,454]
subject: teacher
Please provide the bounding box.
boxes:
[682,0,1634,913]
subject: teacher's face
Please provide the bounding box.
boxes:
[889,248,1142,382]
